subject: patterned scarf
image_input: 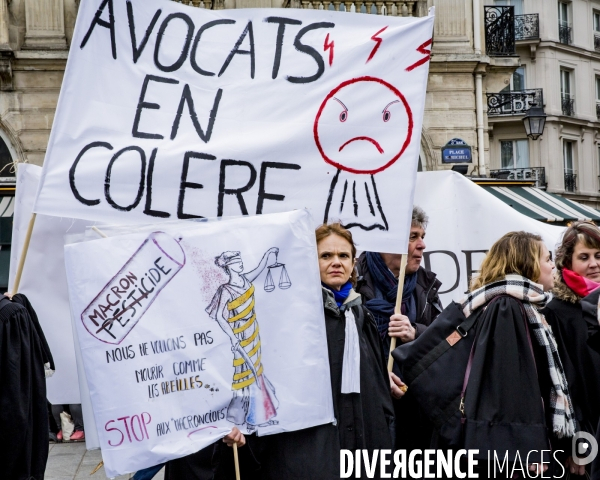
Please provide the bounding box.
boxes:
[461,274,576,438]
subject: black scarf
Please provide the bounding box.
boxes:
[363,252,418,338]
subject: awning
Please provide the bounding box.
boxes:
[480,185,600,223]
[0,196,14,217]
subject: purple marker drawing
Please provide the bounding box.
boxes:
[81,232,186,345]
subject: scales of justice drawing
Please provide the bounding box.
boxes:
[206,247,292,432]
[314,76,414,231]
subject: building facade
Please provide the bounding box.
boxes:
[487,0,600,208]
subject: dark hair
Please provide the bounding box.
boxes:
[555,221,600,272]
[315,223,358,285]
[470,231,544,290]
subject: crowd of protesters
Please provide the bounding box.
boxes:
[156,209,600,479]
[6,207,600,480]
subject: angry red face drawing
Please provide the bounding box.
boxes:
[314,76,413,175]
[315,76,413,231]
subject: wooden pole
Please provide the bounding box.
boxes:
[387,254,408,372]
[233,443,241,480]
[91,226,108,238]
[90,461,103,475]
[11,213,36,297]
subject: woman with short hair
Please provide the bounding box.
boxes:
[542,221,600,478]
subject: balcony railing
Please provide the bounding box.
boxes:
[515,14,539,41]
[171,0,429,15]
[487,89,543,117]
[564,172,577,192]
[485,6,516,56]
[595,34,600,52]
[170,0,223,7]
[559,24,572,45]
[490,167,547,189]
[282,0,427,14]
[562,94,575,116]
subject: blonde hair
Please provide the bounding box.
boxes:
[470,231,544,291]
[315,223,358,286]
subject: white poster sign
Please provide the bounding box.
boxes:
[64,210,332,476]
[9,164,102,404]
[414,171,565,305]
[33,0,434,253]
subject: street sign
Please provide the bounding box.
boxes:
[442,138,472,163]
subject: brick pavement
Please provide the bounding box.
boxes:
[45,442,165,480]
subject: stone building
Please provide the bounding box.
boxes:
[487,0,600,209]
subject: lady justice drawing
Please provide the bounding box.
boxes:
[206,248,280,431]
[314,76,413,231]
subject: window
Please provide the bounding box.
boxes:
[596,77,600,119]
[500,140,529,169]
[564,142,574,173]
[561,69,574,115]
[559,2,572,44]
[595,12,600,51]
[494,0,523,15]
[561,69,571,96]
[501,67,526,94]
[564,141,576,191]
[512,66,526,90]
[598,145,600,191]
[559,2,569,26]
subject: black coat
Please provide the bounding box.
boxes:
[214,289,395,480]
[356,259,442,454]
[0,294,51,480]
[542,297,600,478]
[578,289,600,480]
[459,296,553,462]
[543,298,600,436]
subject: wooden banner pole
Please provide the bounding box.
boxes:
[11,213,37,297]
[387,254,408,372]
[91,226,108,238]
[233,443,241,480]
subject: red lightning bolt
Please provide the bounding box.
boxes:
[406,38,433,72]
[324,33,334,67]
[366,26,388,64]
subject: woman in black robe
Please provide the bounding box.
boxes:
[214,223,399,479]
[431,231,575,478]
[0,293,53,480]
[542,222,600,478]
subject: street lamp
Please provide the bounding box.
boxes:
[522,104,547,140]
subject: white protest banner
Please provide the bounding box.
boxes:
[33,0,434,254]
[64,209,332,476]
[9,164,104,404]
[414,171,565,306]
